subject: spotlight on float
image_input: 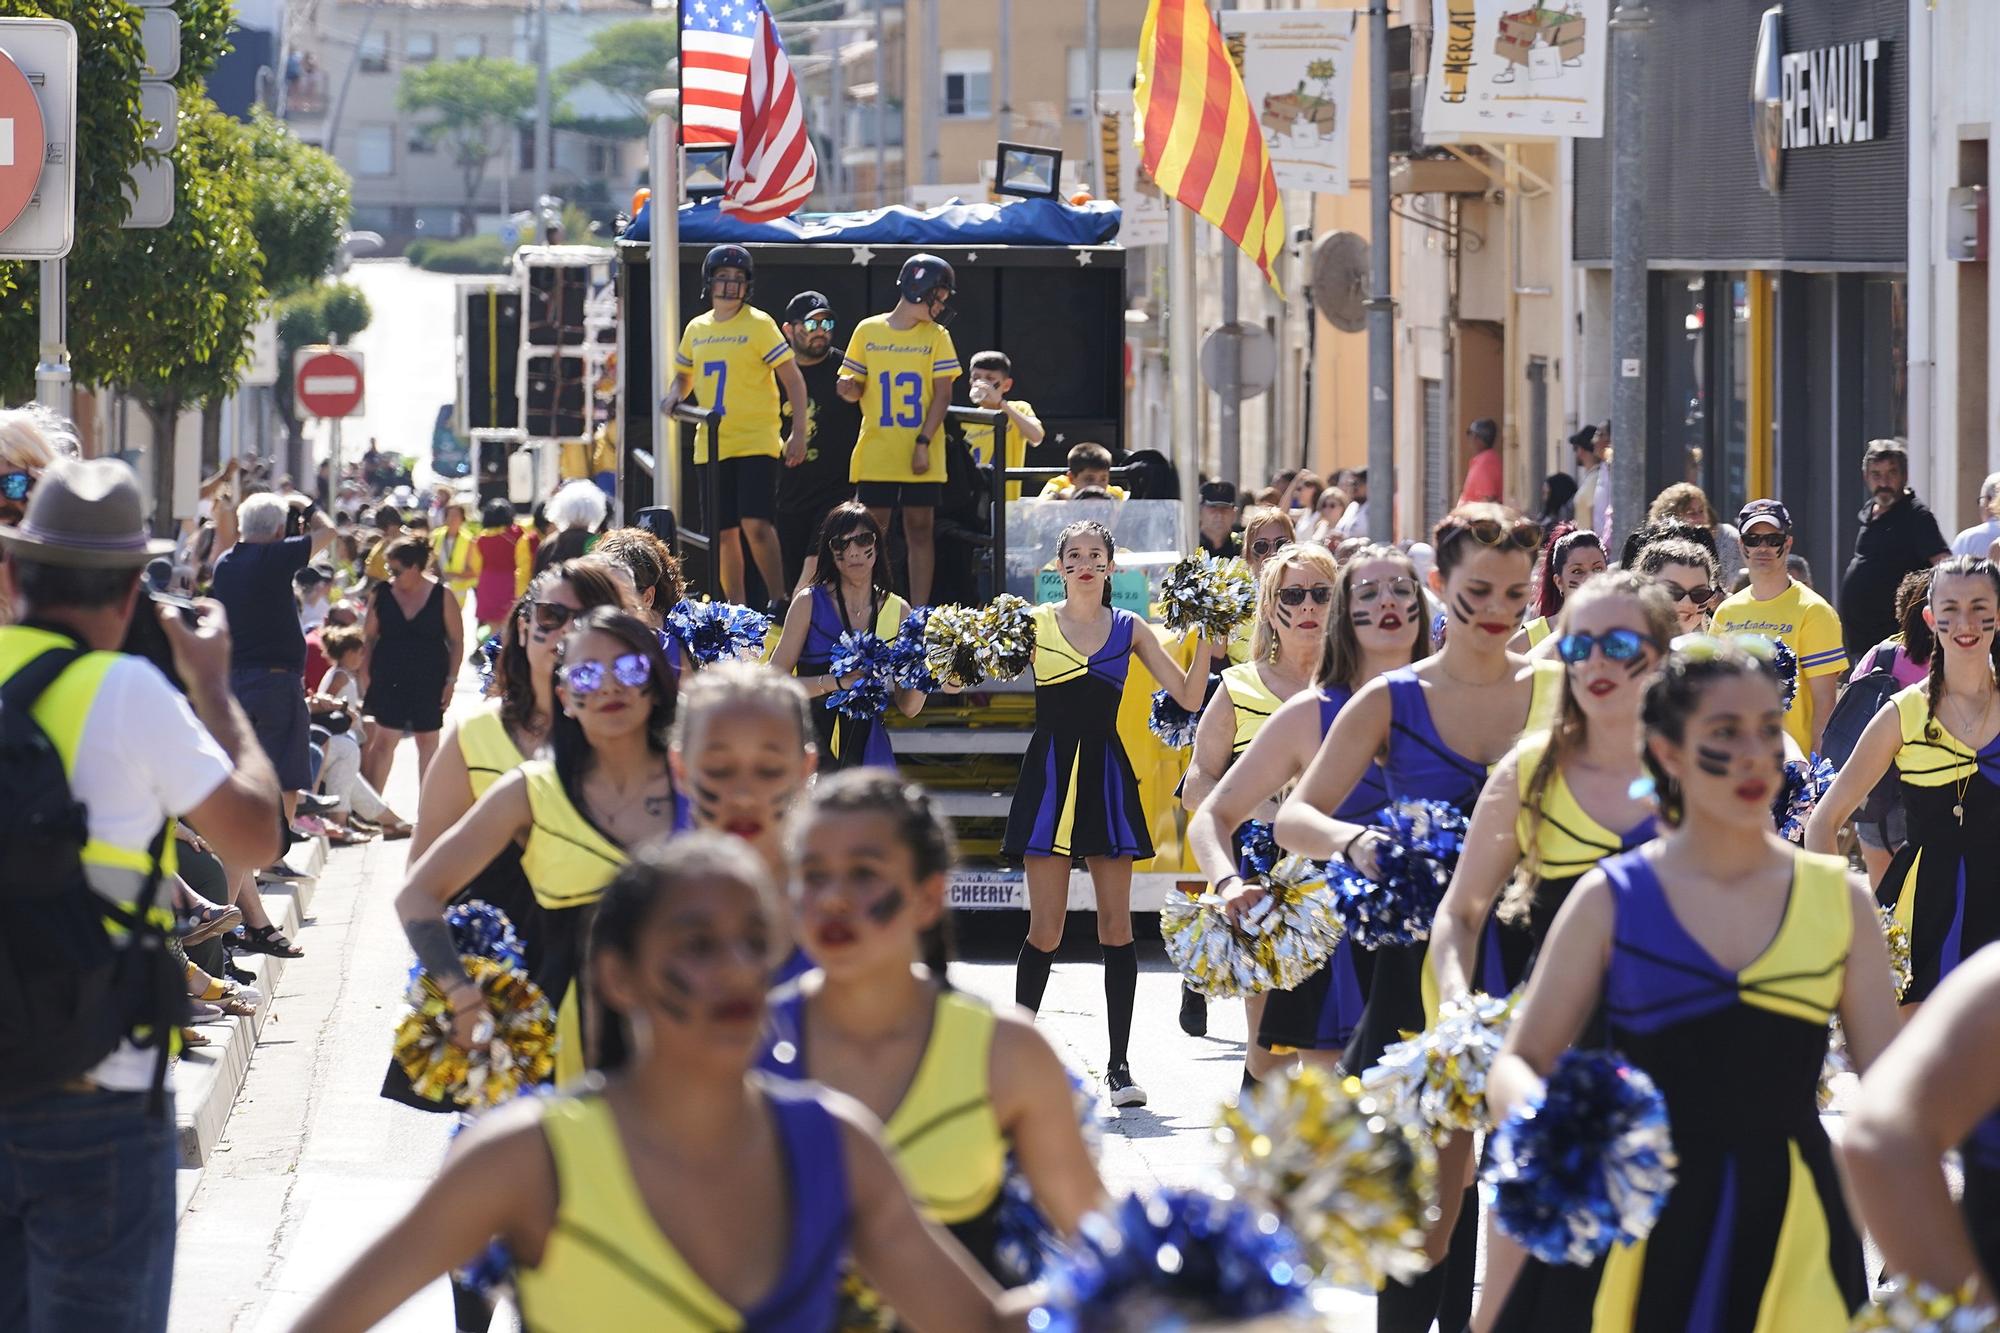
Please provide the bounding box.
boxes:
[993,141,1063,200]
[684,146,731,201]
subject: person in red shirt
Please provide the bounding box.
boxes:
[472,498,524,633]
[1458,417,1502,505]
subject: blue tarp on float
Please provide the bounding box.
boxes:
[625,195,1122,246]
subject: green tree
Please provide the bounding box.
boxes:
[272,282,373,432]
[399,58,540,230]
[558,17,676,124]
[241,109,352,297]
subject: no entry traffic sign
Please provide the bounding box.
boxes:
[294,346,365,419]
[0,18,77,259]
[0,43,46,234]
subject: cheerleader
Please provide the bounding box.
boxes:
[1004,519,1212,1108]
[590,527,697,684]
[1845,939,2000,1302]
[769,502,924,770]
[1274,502,1557,1333]
[761,770,1106,1298]
[1632,536,1721,634]
[1512,525,1605,651]
[1427,572,1673,1332]
[297,835,1025,1333]
[669,661,819,981]
[396,608,678,1086]
[1489,635,1900,1331]
[1804,556,2000,1004]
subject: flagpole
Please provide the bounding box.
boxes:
[1170,202,1201,554]
[1366,0,1393,543]
[647,89,684,524]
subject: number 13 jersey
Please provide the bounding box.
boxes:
[838,314,960,483]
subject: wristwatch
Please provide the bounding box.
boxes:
[914,432,932,447]
[1214,874,1245,894]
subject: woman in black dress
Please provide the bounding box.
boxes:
[363,536,463,788]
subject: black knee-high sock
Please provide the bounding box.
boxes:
[1375,1184,1477,1333]
[1015,941,1057,1014]
[1102,941,1138,1069]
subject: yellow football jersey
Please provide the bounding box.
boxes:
[839,315,961,483]
[964,397,1039,500]
[675,306,794,462]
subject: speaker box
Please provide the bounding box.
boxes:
[522,352,588,438]
[462,285,522,431]
[524,262,590,346]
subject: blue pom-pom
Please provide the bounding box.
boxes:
[1148,688,1202,749]
[887,608,938,692]
[1768,637,1798,710]
[1031,1187,1320,1332]
[666,597,771,665]
[1234,820,1279,880]
[454,1238,516,1300]
[475,633,502,693]
[996,1066,1106,1283]
[1430,610,1449,650]
[1776,754,1835,842]
[830,629,890,683]
[445,901,525,970]
[1482,1049,1678,1266]
[828,675,891,721]
[1326,798,1468,948]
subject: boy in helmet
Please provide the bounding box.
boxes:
[667,243,809,608]
[836,253,961,607]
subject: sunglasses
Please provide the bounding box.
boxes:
[0,471,30,503]
[558,653,653,696]
[1557,629,1652,664]
[1458,517,1543,553]
[1741,531,1789,549]
[829,531,877,554]
[1248,537,1291,558]
[1275,585,1334,608]
[1671,632,1780,664]
[525,601,577,633]
[800,316,835,331]
[1661,582,1718,606]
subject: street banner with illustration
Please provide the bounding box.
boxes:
[1095,96,1170,248]
[1219,10,1356,194]
[1422,0,1609,140]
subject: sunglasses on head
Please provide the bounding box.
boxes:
[829,530,877,554]
[1275,585,1334,608]
[1557,628,1652,664]
[558,653,653,696]
[525,601,577,633]
[1741,531,1788,549]
[1661,582,1718,606]
[1248,537,1291,558]
[0,471,30,503]
[1671,631,1780,664]
[1457,517,1543,553]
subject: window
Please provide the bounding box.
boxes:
[354,125,395,176]
[942,49,991,119]
[358,31,389,74]
[408,126,436,156]
[588,141,618,175]
[406,32,436,64]
[1065,48,1139,117]
[453,34,485,60]
[412,207,461,236]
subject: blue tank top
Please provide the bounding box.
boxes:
[1318,684,1391,820]
[737,1082,850,1331]
[1380,667,1488,811]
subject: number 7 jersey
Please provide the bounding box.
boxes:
[838,314,961,483]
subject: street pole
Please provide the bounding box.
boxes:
[921,0,940,185]
[871,0,887,204]
[533,0,552,241]
[35,259,71,420]
[1218,252,1241,491]
[1609,0,1651,544]
[1365,0,1393,543]
[1170,205,1201,554]
[829,32,847,209]
[997,0,1012,144]
[1084,0,1100,194]
[647,89,684,521]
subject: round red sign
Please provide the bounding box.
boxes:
[294,349,365,419]
[0,48,47,235]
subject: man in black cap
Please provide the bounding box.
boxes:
[774,290,863,589]
[1198,481,1242,558]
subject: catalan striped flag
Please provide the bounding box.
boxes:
[1134,0,1286,292]
[679,0,817,221]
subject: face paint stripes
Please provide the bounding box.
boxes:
[1450,593,1479,626]
[1694,745,1733,778]
[691,779,724,825]
[655,965,694,1021]
[863,886,907,925]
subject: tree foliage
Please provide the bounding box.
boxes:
[240,109,351,297]
[558,18,676,124]
[272,282,373,427]
[399,58,540,226]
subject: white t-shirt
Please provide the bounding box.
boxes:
[1952,518,2000,559]
[1334,499,1369,537]
[67,655,233,1089]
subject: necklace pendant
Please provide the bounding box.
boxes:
[1957,802,1966,823]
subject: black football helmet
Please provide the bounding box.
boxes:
[702,243,754,299]
[896,253,956,323]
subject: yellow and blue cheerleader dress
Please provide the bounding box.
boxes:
[514,1079,849,1331]
[1003,604,1153,861]
[1877,684,2000,1002]
[1589,847,1865,1331]
[794,585,910,772]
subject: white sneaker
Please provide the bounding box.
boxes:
[1106,1065,1147,1107]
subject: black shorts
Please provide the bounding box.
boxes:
[855,480,944,510]
[698,454,779,530]
[232,667,312,791]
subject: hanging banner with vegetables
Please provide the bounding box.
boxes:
[1219,10,1357,194]
[1423,0,1609,141]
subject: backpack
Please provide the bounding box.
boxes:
[0,646,184,1109]
[1818,651,1906,827]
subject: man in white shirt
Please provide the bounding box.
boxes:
[1951,471,2000,558]
[1571,423,1613,541]
[0,451,279,1332]
[1333,467,1370,537]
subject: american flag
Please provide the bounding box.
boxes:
[680,0,818,221]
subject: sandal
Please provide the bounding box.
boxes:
[325,824,375,846]
[180,1027,211,1049]
[196,975,263,1017]
[237,924,304,959]
[179,902,244,947]
[376,817,414,841]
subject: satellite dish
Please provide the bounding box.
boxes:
[1309,230,1370,334]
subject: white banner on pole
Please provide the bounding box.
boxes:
[1422,0,1609,141]
[1218,10,1355,194]
[1095,94,1168,248]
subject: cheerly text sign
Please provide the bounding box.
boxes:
[1780,39,1885,150]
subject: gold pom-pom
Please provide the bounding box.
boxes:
[973,593,1037,681]
[1850,1281,2000,1330]
[394,957,556,1109]
[922,603,988,690]
[1882,906,1913,1003]
[1362,990,1518,1136]
[1215,1066,1437,1289]
[1161,856,1344,999]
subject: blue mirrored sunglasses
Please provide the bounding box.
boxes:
[1557,628,1650,664]
[0,471,30,502]
[558,652,652,696]
[801,316,835,331]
